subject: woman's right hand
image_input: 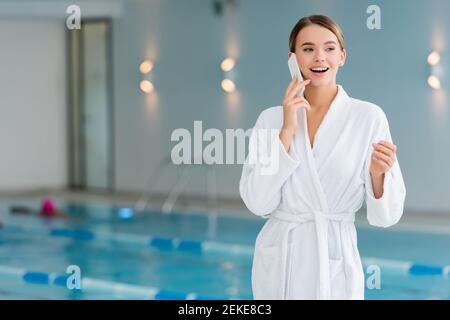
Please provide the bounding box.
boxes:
[279,76,311,152]
[281,75,311,133]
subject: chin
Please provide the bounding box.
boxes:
[309,77,335,87]
[309,79,328,86]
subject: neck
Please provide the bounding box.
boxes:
[304,83,339,112]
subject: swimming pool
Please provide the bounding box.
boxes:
[0,200,449,300]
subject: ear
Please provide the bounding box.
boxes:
[340,49,347,66]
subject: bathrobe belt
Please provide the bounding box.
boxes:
[272,209,356,300]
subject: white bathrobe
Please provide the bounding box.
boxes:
[239,85,406,300]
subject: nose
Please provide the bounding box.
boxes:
[314,49,326,62]
[314,55,325,62]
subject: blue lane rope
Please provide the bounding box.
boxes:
[0,265,227,300]
[49,228,95,240]
[2,223,450,277]
[409,264,446,276]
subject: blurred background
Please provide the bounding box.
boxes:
[0,0,449,300]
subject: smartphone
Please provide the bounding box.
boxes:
[288,53,304,97]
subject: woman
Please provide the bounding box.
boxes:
[239,15,406,300]
[10,197,66,218]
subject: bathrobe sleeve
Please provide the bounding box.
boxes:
[239,110,301,217]
[364,110,406,227]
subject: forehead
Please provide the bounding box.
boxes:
[296,24,338,45]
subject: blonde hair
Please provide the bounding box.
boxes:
[289,15,345,52]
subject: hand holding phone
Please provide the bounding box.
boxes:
[288,53,305,97]
[281,53,311,133]
[280,54,312,151]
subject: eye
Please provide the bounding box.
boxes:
[303,48,313,52]
[326,47,336,52]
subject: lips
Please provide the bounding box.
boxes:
[310,67,329,73]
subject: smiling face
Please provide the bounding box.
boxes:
[293,24,346,87]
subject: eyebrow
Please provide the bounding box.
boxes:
[301,41,337,46]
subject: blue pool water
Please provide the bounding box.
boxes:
[0,200,450,300]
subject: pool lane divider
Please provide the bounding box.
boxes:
[2,223,254,255]
[0,265,226,300]
[2,223,450,277]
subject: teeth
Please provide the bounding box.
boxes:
[311,67,328,72]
